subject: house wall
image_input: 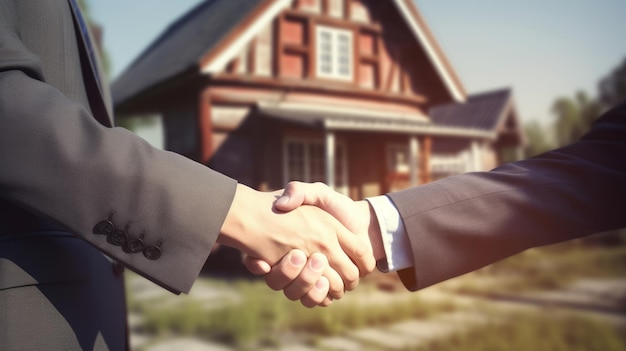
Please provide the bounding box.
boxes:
[217,0,452,109]
[345,133,385,198]
[155,0,471,197]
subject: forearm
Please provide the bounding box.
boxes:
[0,70,237,293]
[389,103,626,291]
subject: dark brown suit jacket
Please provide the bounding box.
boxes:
[0,1,236,349]
[389,102,626,291]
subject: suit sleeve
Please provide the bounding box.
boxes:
[388,102,626,291]
[0,1,236,294]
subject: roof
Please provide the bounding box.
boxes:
[430,88,513,131]
[112,0,466,109]
[111,0,260,107]
[258,102,495,139]
[393,0,466,102]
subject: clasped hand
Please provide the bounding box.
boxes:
[219,182,381,308]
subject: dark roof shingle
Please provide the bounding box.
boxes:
[111,0,260,107]
[430,88,512,131]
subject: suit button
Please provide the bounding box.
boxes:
[124,237,144,253]
[108,229,128,246]
[143,245,161,260]
[93,220,115,235]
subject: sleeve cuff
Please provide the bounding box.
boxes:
[365,195,414,273]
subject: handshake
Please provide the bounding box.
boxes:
[218,181,386,308]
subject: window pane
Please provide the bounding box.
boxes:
[287,142,305,181]
[334,144,345,187]
[317,26,352,80]
[309,143,325,182]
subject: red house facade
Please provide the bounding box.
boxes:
[113,0,526,199]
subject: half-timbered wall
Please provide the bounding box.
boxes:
[220,0,450,106]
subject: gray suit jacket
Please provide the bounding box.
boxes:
[0,0,236,295]
[389,102,626,291]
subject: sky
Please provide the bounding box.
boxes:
[90,0,626,127]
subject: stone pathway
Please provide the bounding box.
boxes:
[128,277,626,350]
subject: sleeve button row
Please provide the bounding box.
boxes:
[93,214,163,261]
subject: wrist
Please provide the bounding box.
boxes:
[357,200,385,261]
[219,183,253,252]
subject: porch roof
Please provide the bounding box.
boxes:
[257,102,496,139]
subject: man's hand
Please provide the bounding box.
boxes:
[245,250,334,307]
[275,182,384,270]
[218,184,370,298]
[245,182,385,307]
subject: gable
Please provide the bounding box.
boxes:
[112,0,262,109]
[202,0,466,103]
[113,0,467,110]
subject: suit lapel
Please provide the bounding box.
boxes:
[68,0,114,127]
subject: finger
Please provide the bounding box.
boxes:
[243,255,271,275]
[284,253,327,300]
[324,266,345,300]
[319,296,334,307]
[336,225,375,277]
[325,235,360,292]
[265,250,307,291]
[300,276,330,308]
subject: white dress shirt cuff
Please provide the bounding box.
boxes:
[365,195,413,273]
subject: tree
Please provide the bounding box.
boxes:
[552,96,584,146]
[599,57,626,109]
[523,120,554,158]
[551,90,603,147]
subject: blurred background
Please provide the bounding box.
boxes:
[82,0,625,349]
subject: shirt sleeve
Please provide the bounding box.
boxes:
[365,195,414,272]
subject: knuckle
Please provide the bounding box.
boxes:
[265,277,284,291]
[328,285,345,299]
[343,268,360,291]
[352,243,367,262]
[286,180,303,191]
[283,290,300,301]
[301,298,317,308]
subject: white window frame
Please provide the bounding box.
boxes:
[283,137,348,194]
[386,143,410,174]
[315,25,353,81]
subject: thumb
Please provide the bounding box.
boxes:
[274,181,310,212]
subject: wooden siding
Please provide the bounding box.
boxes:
[217,0,455,107]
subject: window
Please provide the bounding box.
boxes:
[387,144,410,174]
[316,26,353,81]
[284,138,348,194]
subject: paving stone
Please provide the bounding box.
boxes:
[129,334,150,350]
[272,344,319,351]
[387,319,456,343]
[317,336,365,351]
[349,327,418,350]
[146,338,233,351]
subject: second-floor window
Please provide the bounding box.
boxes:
[316,26,353,81]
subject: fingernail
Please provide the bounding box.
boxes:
[290,251,306,266]
[276,196,289,206]
[315,279,326,290]
[310,256,324,271]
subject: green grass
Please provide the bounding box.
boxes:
[413,312,626,351]
[451,240,626,295]
[129,233,626,349]
[138,280,456,348]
